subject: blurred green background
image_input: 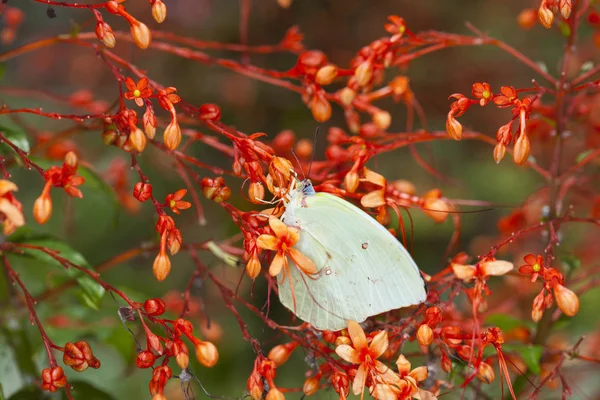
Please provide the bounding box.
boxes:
[1,0,599,399]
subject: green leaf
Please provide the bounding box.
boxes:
[8,229,105,309]
[61,381,115,400]
[576,149,594,163]
[7,386,49,400]
[1,324,38,379]
[504,344,544,375]
[0,125,30,155]
[486,314,532,332]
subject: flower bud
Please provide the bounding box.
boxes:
[163,120,182,150]
[477,362,495,384]
[131,21,151,49]
[315,64,338,85]
[310,96,332,122]
[295,138,313,159]
[266,388,285,400]
[559,0,571,19]
[538,2,554,28]
[390,179,416,195]
[102,129,118,145]
[446,112,463,140]
[195,340,219,367]
[338,87,356,106]
[334,336,351,346]
[268,342,297,366]
[389,76,409,96]
[129,128,147,153]
[493,143,506,164]
[33,193,52,224]
[272,129,295,152]
[143,108,157,139]
[136,350,156,368]
[416,324,434,346]
[513,134,530,165]
[133,182,153,202]
[373,110,391,130]
[354,60,373,86]
[95,21,116,48]
[41,366,67,392]
[441,352,452,373]
[517,8,537,29]
[554,283,579,317]
[199,103,221,121]
[152,0,167,23]
[144,298,166,316]
[303,376,319,396]
[344,170,359,193]
[246,254,261,279]
[277,0,292,8]
[153,252,171,281]
[423,194,449,223]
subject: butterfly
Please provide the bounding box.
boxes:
[274,178,427,331]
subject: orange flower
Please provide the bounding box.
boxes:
[335,321,397,399]
[165,189,191,214]
[472,82,493,106]
[518,254,544,282]
[157,87,181,111]
[493,86,518,108]
[124,77,153,107]
[256,216,316,277]
[371,354,433,399]
[0,180,24,235]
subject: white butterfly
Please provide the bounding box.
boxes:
[275,178,427,331]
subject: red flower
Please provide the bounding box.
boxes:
[493,86,518,108]
[519,254,544,282]
[124,77,153,107]
[41,366,67,392]
[165,189,191,214]
[157,87,181,111]
[472,82,493,106]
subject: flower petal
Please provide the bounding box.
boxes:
[409,366,428,382]
[0,198,24,227]
[375,360,400,385]
[125,78,137,92]
[335,344,361,364]
[518,265,533,275]
[347,320,367,350]
[352,364,367,396]
[524,254,537,265]
[0,180,18,196]
[369,330,389,358]
[269,253,286,277]
[286,226,300,245]
[268,216,289,239]
[288,248,317,275]
[451,263,476,281]
[256,234,279,251]
[138,77,149,90]
[480,260,513,277]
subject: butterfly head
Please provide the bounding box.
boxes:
[297,179,315,196]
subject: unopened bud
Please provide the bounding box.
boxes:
[493,143,506,164]
[513,134,530,165]
[195,341,219,367]
[446,113,463,140]
[268,342,297,366]
[266,388,285,400]
[33,193,52,224]
[246,255,261,279]
[144,298,166,316]
[373,110,391,130]
[344,170,359,193]
[131,21,151,49]
[153,252,171,281]
[477,362,495,384]
[538,3,554,28]
[303,376,319,396]
[554,283,580,317]
[129,128,147,153]
[136,350,156,368]
[315,65,338,85]
[416,324,434,346]
[310,96,332,122]
[338,87,356,106]
[152,0,167,23]
[64,151,78,167]
[354,60,373,86]
[164,121,182,150]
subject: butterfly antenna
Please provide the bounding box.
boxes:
[290,148,306,180]
[307,126,320,178]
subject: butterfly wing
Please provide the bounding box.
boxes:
[279,192,427,331]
